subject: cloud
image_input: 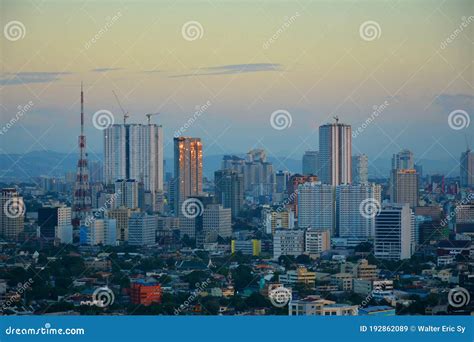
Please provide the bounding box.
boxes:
[170,63,282,78]
[0,71,72,86]
[90,67,122,73]
[434,93,474,112]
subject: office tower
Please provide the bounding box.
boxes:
[275,170,291,194]
[203,204,232,238]
[107,207,131,242]
[73,84,92,225]
[273,229,305,259]
[89,160,103,183]
[263,207,295,235]
[214,169,244,218]
[80,218,116,246]
[460,149,474,188]
[286,174,318,217]
[304,228,330,256]
[336,184,381,243]
[0,188,24,240]
[173,137,203,215]
[104,123,164,209]
[302,151,320,176]
[318,118,352,185]
[115,179,139,209]
[374,204,415,260]
[38,206,73,243]
[128,213,157,246]
[297,182,335,233]
[352,154,368,184]
[391,169,418,207]
[392,149,414,170]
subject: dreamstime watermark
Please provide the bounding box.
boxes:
[83,191,121,227]
[359,198,381,219]
[3,197,26,219]
[263,12,300,49]
[440,16,474,50]
[359,20,381,41]
[448,109,470,130]
[80,287,115,308]
[181,21,204,41]
[92,109,115,130]
[352,100,389,138]
[268,285,292,308]
[440,193,474,227]
[447,286,470,308]
[84,11,123,50]
[270,109,292,130]
[174,100,212,138]
[181,198,204,219]
[1,278,34,312]
[174,278,210,315]
[4,21,26,41]
[0,101,34,136]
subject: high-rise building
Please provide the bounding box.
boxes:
[390,169,418,207]
[214,169,244,218]
[297,182,335,233]
[38,206,72,243]
[374,204,415,260]
[460,149,474,188]
[318,119,352,185]
[203,204,232,239]
[336,184,381,243]
[302,151,320,176]
[115,179,139,209]
[392,149,414,170]
[0,188,24,241]
[128,212,157,246]
[352,154,368,184]
[104,123,164,209]
[173,137,203,215]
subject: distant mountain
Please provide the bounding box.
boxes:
[0,151,458,182]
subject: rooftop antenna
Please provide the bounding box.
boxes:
[145,112,160,125]
[112,90,130,124]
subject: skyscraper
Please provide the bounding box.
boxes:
[0,188,24,241]
[352,154,368,184]
[297,182,335,233]
[374,204,415,260]
[214,169,244,218]
[104,123,164,209]
[319,118,352,185]
[302,151,320,176]
[173,137,203,215]
[73,83,92,225]
[336,184,381,243]
[460,149,474,188]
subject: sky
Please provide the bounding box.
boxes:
[0,0,473,172]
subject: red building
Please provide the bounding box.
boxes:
[130,280,162,305]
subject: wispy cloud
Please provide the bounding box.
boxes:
[170,63,282,78]
[90,67,123,73]
[0,71,72,86]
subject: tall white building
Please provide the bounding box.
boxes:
[203,204,232,238]
[104,124,163,208]
[297,182,335,233]
[319,120,352,185]
[128,213,157,246]
[352,154,368,184]
[374,204,415,260]
[336,184,381,243]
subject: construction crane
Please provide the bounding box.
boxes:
[145,112,160,125]
[112,90,130,124]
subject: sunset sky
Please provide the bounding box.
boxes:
[1,0,472,166]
